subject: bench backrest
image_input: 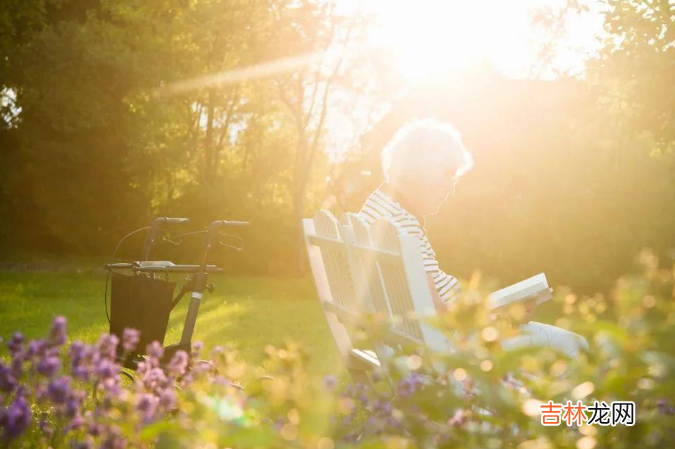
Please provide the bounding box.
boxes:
[342,213,451,353]
[304,209,453,385]
[302,210,380,380]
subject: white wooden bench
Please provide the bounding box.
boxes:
[302,210,382,385]
[303,210,456,387]
[304,210,588,389]
[341,212,454,350]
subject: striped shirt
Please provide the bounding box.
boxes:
[357,188,461,303]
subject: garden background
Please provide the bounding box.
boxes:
[1,1,675,447]
[1,0,674,294]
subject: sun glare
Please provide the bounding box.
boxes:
[362,0,603,81]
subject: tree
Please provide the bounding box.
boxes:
[265,0,372,271]
[596,0,675,150]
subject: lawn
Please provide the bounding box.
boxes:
[0,270,343,378]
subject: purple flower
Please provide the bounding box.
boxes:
[179,372,194,387]
[1,394,31,441]
[0,362,16,393]
[166,351,189,376]
[69,341,86,359]
[191,341,204,358]
[343,382,370,404]
[366,415,377,428]
[47,377,71,405]
[122,328,140,353]
[99,430,127,449]
[66,412,84,432]
[65,397,81,419]
[27,339,47,358]
[373,399,392,415]
[97,334,119,360]
[70,438,93,449]
[158,388,176,410]
[38,417,54,438]
[70,342,95,381]
[142,367,168,391]
[192,360,213,375]
[135,360,149,376]
[34,383,48,401]
[7,332,24,355]
[53,388,85,421]
[10,352,24,378]
[324,374,338,389]
[86,416,102,437]
[386,416,402,429]
[657,399,675,415]
[211,346,225,359]
[213,375,231,388]
[137,393,159,422]
[398,372,425,397]
[49,316,67,347]
[448,409,467,427]
[96,359,119,380]
[37,355,61,377]
[146,341,164,360]
[100,378,123,398]
[71,364,92,382]
[271,417,285,431]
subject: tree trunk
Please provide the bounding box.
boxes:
[203,89,216,187]
[293,184,307,275]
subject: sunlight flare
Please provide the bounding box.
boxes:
[155,52,322,97]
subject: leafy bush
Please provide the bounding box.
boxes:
[2,250,675,448]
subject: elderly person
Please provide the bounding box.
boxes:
[357,118,474,314]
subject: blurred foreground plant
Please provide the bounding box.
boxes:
[329,249,675,448]
[1,250,675,448]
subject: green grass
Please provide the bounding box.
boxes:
[0,271,343,378]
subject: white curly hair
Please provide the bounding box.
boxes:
[381,117,474,183]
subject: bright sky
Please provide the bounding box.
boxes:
[349,0,606,80]
[322,1,606,161]
[161,0,607,162]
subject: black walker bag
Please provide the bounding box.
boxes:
[109,274,175,361]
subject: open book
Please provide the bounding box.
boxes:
[488,272,552,311]
[488,273,588,357]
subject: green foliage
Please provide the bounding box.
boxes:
[0,0,674,291]
[596,0,675,148]
[0,0,342,266]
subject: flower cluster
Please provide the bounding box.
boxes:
[0,317,330,448]
[321,251,675,448]
[0,317,224,448]
[3,251,675,448]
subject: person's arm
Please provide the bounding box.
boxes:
[427,273,449,315]
[396,214,454,314]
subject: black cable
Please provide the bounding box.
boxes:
[104,226,152,324]
[169,229,208,240]
[162,229,209,245]
[104,273,111,323]
[217,232,245,251]
[162,230,184,246]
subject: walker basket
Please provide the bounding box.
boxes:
[109,274,175,364]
